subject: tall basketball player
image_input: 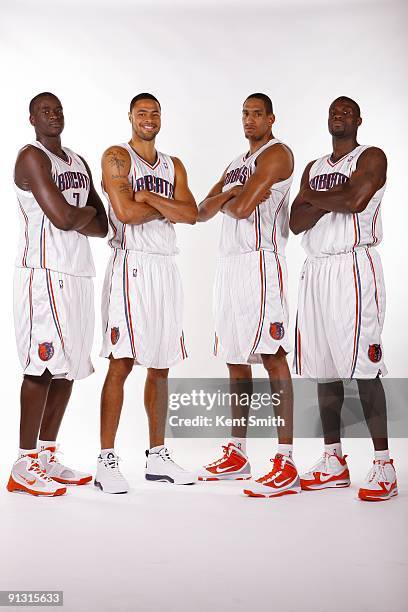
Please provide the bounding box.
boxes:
[95,93,197,493]
[290,96,397,501]
[8,92,108,497]
[197,93,300,498]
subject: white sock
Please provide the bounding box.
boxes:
[100,448,116,457]
[277,443,293,459]
[230,437,247,453]
[149,445,165,454]
[374,449,390,461]
[324,442,343,457]
[18,448,37,459]
[38,439,57,451]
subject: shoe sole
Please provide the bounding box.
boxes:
[243,486,301,498]
[145,474,196,485]
[198,474,252,481]
[6,476,66,497]
[301,480,351,491]
[94,479,128,494]
[359,488,398,501]
[53,475,93,486]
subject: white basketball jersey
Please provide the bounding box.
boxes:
[302,145,386,257]
[104,144,178,255]
[15,141,95,277]
[219,139,292,257]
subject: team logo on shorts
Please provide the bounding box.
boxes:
[38,342,54,361]
[111,327,120,345]
[368,344,382,363]
[270,322,285,340]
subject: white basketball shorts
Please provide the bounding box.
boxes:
[14,268,94,380]
[294,247,387,380]
[213,250,292,364]
[100,249,187,369]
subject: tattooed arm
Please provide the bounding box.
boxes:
[101,146,163,225]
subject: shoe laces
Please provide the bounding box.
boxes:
[158,448,178,464]
[365,460,389,484]
[28,459,52,481]
[205,445,231,468]
[309,452,332,474]
[258,454,286,483]
[101,453,123,477]
[44,447,63,465]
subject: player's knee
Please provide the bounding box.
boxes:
[261,349,288,374]
[227,363,252,379]
[147,367,169,380]
[108,357,134,380]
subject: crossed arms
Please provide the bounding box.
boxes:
[197,143,294,222]
[289,147,387,234]
[14,145,108,237]
[101,146,197,226]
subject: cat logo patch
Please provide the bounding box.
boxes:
[270,322,285,340]
[111,327,120,345]
[368,344,382,363]
[38,342,54,361]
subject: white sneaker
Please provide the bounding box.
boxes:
[145,447,197,485]
[197,443,252,481]
[95,451,129,494]
[358,459,398,501]
[300,452,351,490]
[38,445,92,486]
[7,454,67,497]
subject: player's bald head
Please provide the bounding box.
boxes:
[330,96,361,118]
[29,92,61,115]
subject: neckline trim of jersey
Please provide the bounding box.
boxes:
[127,144,160,170]
[35,141,72,166]
[327,145,362,167]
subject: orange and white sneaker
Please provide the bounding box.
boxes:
[38,446,92,486]
[300,452,350,491]
[7,454,67,497]
[243,453,300,498]
[358,459,398,501]
[197,443,251,481]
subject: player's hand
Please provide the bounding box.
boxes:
[134,189,149,203]
[228,185,243,198]
[258,188,272,203]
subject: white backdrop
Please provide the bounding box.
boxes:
[0,0,407,457]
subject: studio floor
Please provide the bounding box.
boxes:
[1,438,407,612]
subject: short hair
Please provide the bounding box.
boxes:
[244,93,273,115]
[129,93,161,112]
[29,92,59,115]
[331,96,361,117]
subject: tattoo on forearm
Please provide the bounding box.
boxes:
[118,183,132,194]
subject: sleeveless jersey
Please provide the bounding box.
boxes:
[104,143,178,255]
[219,139,292,257]
[15,141,95,277]
[302,145,386,257]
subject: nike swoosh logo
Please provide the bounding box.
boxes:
[19,474,36,486]
[318,473,334,482]
[273,477,292,488]
[215,466,238,473]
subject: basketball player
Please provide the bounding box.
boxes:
[8,92,108,497]
[95,93,197,493]
[290,96,397,501]
[197,93,300,498]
